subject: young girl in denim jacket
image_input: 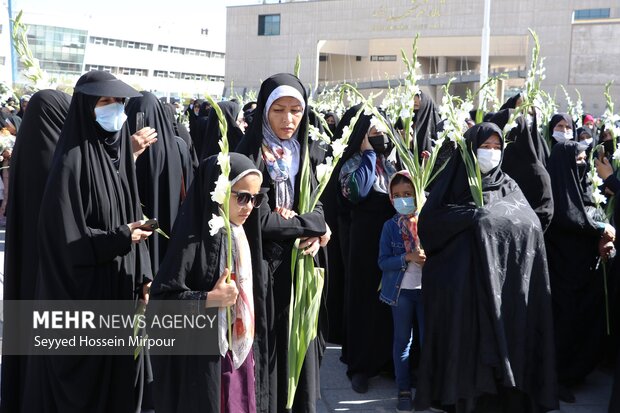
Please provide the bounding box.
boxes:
[378,170,426,412]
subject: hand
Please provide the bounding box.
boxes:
[298,237,320,257]
[594,156,614,181]
[276,207,297,219]
[132,127,158,160]
[360,134,373,152]
[2,149,11,160]
[599,239,615,260]
[405,248,426,267]
[421,150,431,160]
[141,282,152,305]
[127,220,153,243]
[205,269,238,308]
[319,224,332,247]
[602,223,616,244]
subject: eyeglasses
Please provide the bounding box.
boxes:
[231,190,265,208]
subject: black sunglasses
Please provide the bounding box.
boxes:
[231,190,265,208]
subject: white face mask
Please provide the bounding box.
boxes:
[477,148,502,174]
[552,130,573,143]
[581,137,593,146]
[94,102,127,132]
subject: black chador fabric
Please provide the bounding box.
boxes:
[545,141,606,386]
[413,91,440,154]
[0,90,71,413]
[499,93,521,111]
[193,101,212,158]
[188,98,203,150]
[325,104,361,350]
[150,153,262,413]
[337,110,395,380]
[235,73,327,413]
[163,102,199,173]
[415,123,557,412]
[22,71,152,413]
[126,91,189,275]
[490,110,554,231]
[201,100,244,160]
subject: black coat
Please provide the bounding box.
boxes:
[415,123,557,412]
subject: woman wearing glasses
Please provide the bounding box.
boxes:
[151,152,266,413]
[235,73,328,413]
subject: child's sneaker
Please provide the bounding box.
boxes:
[396,390,412,412]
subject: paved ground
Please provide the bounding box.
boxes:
[0,228,614,412]
[316,343,614,413]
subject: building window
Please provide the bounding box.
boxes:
[158,45,169,53]
[171,47,183,54]
[93,37,103,45]
[106,38,117,47]
[199,50,207,57]
[258,14,280,36]
[574,8,610,20]
[370,55,397,62]
[319,54,328,62]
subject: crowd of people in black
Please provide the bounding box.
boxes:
[1,69,620,413]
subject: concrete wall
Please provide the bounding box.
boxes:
[226,0,620,115]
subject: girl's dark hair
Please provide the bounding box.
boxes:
[390,173,413,192]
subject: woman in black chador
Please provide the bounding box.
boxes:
[235,73,328,413]
[0,89,71,413]
[337,110,398,393]
[23,71,153,413]
[545,140,614,403]
[125,91,190,275]
[415,122,558,413]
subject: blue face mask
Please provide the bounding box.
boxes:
[393,196,415,215]
[94,102,127,132]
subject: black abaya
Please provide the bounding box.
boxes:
[413,91,441,154]
[415,123,557,413]
[0,89,71,413]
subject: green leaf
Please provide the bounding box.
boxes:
[294,54,302,78]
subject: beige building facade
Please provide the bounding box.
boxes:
[226,0,620,115]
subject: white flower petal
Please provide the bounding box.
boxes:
[210,174,230,205]
[208,214,226,236]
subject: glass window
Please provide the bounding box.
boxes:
[574,8,610,20]
[258,14,280,36]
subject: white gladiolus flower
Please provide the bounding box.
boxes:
[591,172,604,188]
[399,107,411,120]
[315,161,333,183]
[208,214,226,236]
[613,148,620,162]
[210,174,229,205]
[217,152,230,170]
[592,188,607,206]
[363,106,373,116]
[369,116,388,133]
[331,138,347,158]
[341,125,351,138]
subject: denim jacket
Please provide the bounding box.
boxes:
[378,215,416,306]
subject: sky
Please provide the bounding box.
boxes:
[10,0,261,48]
